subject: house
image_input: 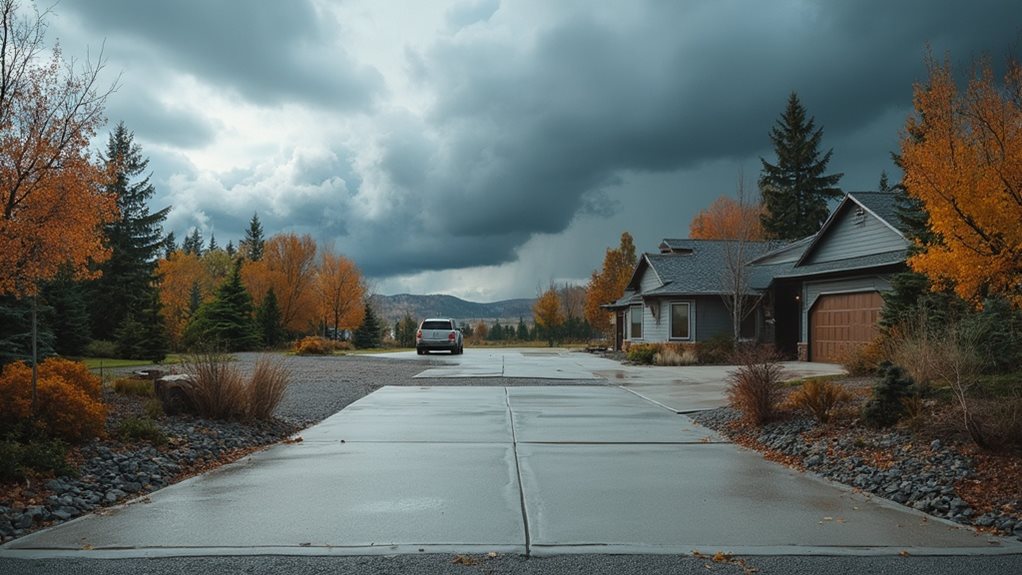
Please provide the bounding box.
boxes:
[605,191,910,362]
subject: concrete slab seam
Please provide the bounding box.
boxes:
[616,386,685,414]
[504,387,531,557]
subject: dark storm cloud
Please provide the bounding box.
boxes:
[107,89,218,149]
[62,0,382,108]
[356,0,1022,277]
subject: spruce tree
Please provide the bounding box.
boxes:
[256,287,284,348]
[241,213,265,261]
[517,318,529,341]
[163,231,177,259]
[353,301,382,349]
[225,241,236,257]
[489,319,503,341]
[136,290,170,362]
[182,228,204,256]
[89,123,172,341]
[759,92,843,240]
[183,260,259,351]
[42,271,91,357]
[207,232,219,252]
[0,297,55,366]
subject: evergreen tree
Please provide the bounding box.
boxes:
[0,297,55,366]
[188,281,203,316]
[207,232,219,252]
[89,123,172,341]
[225,240,236,257]
[353,301,382,349]
[182,228,204,256]
[759,92,843,240]
[241,213,265,261]
[395,314,417,347]
[163,231,177,259]
[878,170,891,192]
[136,290,170,362]
[114,313,144,360]
[489,319,503,341]
[256,287,284,348]
[183,260,259,351]
[42,271,91,357]
[517,317,529,341]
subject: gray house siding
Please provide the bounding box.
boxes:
[639,264,663,292]
[805,206,907,265]
[800,275,894,340]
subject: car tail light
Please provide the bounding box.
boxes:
[448,331,456,341]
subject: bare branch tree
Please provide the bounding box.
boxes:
[719,171,764,344]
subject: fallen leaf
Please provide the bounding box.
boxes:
[712,551,733,563]
[452,555,478,566]
[487,551,498,558]
[899,550,910,557]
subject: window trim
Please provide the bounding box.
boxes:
[629,305,643,340]
[669,301,693,341]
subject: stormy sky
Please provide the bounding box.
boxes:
[50,0,1022,301]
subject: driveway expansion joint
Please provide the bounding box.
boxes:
[505,387,532,557]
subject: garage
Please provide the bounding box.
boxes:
[809,291,883,363]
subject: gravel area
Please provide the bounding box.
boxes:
[693,407,1022,540]
[0,353,606,543]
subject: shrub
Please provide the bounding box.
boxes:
[840,336,890,376]
[789,379,851,424]
[627,344,659,365]
[247,356,292,419]
[294,336,333,355]
[332,340,353,351]
[83,339,118,358]
[726,346,785,425]
[143,398,164,419]
[117,416,168,445]
[0,437,73,481]
[37,357,101,399]
[654,346,698,366]
[862,363,916,428]
[182,351,247,419]
[967,396,1022,452]
[0,361,107,443]
[113,377,155,397]
[696,334,734,365]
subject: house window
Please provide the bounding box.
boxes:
[630,306,643,339]
[670,302,690,340]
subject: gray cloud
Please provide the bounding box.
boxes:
[61,0,383,108]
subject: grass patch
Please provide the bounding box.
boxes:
[781,373,845,388]
[116,417,168,446]
[82,354,184,371]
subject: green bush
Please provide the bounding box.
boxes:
[83,339,118,358]
[627,344,659,364]
[862,363,916,428]
[696,334,734,365]
[0,437,74,481]
[143,398,164,419]
[117,417,168,446]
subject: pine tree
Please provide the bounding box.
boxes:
[256,287,284,348]
[182,228,204,256]
[183,260,259,351]
[136,290,170,362]
[207,232,219,252]
[42,271,91,357]
[353,301,381,349]
[241,213,265,261]
[163,231,177,259]
[225,241,236,257]
[517,317,529,341]
[89,123,172,341]
[0,296,55,366]
[489,319,503,341]
[759,92,843,240]
[188,281,203,316]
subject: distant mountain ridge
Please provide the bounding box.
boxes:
[370,293,536,326]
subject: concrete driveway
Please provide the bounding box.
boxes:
[3,350,1020,559]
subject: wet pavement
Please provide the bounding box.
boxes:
[3,351,1020,559]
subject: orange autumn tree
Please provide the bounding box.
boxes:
[0,0,116,297]
[315,248,366,337]
[584,232,637,336]
[156,251,213,346]
[901,54,1022,307]
[533,286,564,346]
[689,196,766,240]
[243,232,318,332]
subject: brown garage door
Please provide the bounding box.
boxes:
[810,291,883,363]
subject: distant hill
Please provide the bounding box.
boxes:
[370,293,536,326]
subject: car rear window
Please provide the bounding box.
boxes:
[422,320,452,330]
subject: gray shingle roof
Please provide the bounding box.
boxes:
[776,249,907,278]
[848,191,906,234]
[636,240,783,296]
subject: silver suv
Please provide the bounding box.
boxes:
[416,318,463,355]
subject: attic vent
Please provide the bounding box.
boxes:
[852,207,866,226]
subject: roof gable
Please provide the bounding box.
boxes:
[796,192,908,267]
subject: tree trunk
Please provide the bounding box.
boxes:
[31,296,38,416]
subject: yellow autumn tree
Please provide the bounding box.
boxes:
[901,54,1022,307]
[316,248,366,337]
[156,251,214,347]
[584,232,637,336]
[689,196,766,240]
[533,286,564,347]
[0,0,116,297]
[243,232,318,332]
